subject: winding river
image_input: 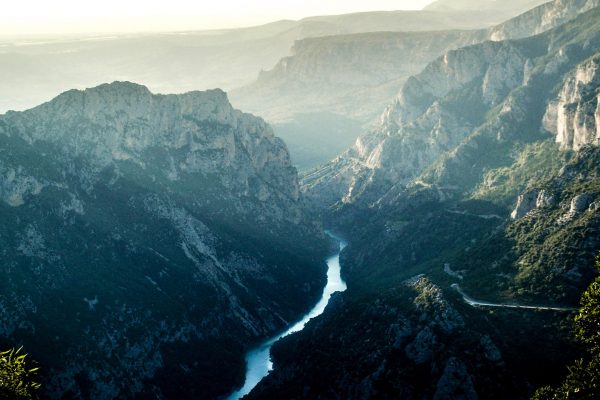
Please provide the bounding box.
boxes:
[227,233,347,400]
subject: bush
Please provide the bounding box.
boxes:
[0,347,41,399]
[532,255,600,399]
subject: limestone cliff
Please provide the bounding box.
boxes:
[232,0,598,170]
[0,82,327,399]
[302,6,600,211]
[302,40,531,208]
[543,55,600,150]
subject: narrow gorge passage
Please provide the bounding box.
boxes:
[227,233,347,399]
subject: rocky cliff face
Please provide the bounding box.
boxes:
[232,0,597,171]
[543,55,600,150]
[302,39,532,209]
[2,82,299,204]
[303,6,600,211]
[0,82,328,399]
[230,29,489,171]
[231,30,486,124]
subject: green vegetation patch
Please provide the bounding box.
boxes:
[0,347,40,400]
[472,140,566,206]
[532,255,600,399]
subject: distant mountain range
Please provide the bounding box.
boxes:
[425,0,547,13]
[0,1,558,176]
[302,0,600,212]
[231,0,599,170]
[0,0,548,115]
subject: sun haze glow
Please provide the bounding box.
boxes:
[0,0,437,36]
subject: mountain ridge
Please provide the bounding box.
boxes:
[301,5,600,211]
[0,81,329,399]
[426,0,548,12]
[231,0,599,170]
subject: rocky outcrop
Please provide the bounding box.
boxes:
[536,190,557,208]
[407,275,464,333]
[510,189,559,219]
[569,193,595,214]
[0,82,327,399]
[511,190,540,219]
[559,192,597,222]
[543,55,600,150]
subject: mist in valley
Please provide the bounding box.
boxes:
[1,1,599,399]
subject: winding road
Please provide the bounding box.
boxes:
[451,284,577,312]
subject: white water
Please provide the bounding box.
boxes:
[227,234,347,400]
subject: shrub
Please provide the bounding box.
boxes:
[532,255,600,399]
[0,347,41,399]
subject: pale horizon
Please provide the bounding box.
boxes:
[0,0,437,37]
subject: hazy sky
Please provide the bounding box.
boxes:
[0,0,437,36]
